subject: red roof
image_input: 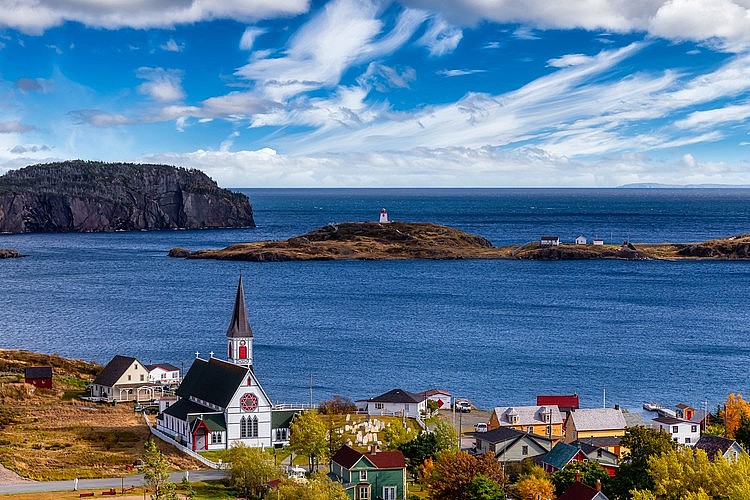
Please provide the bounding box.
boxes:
[537,394,580,409]
[556,481,600,500]
[332,445,406,470]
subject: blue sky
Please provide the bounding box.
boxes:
[1,0,750,187]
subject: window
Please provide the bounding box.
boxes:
[240,417,249,438]
[546,425,551,435]
[251,416,258,437]
[383,486,397,500]
[597,449,603,458]
[672,426,679,433]
[275,428,288,441]
[128,375,132,381]
[685,437,691,444]
[691,425,698,432]
[161,373,166,379]
[140,374,145,381]
[211,432,222,444]
[358,485,370,500]
[527,426,533,433]
[374,403,384,410]
[359,470,367,481]
[522,445,529,456]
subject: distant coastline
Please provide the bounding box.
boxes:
[618,183,750,189]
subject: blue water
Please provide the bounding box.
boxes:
[1,188,749,412]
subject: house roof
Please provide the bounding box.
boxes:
[162,397,215,420]
[622,412,644,428]
[542,442,580,470]
[226,276,253,339]
[492,405,563,426]
[557,481,607,500]
[536,395,579,410]
[92,355,138,387]
[653,416,691,425]
[575,436,623,448]
[188,413,226,432]
[331,445,406,470]
[176,357,249,408]
[541,236,559,240]
[145,363,179,372]
[421,388,451,397]
[471,427,528,444]
[571,440,619,462]
[689,409,710,423]
[24,366,52,378]
[695,435,740,461]
[364,388,424,404]
[271,409,299,429]
[676,403,693,410]
[569,408,626,431]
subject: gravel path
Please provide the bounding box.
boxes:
[0,464,32,485]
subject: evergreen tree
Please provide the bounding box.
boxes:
[140,439,178,500]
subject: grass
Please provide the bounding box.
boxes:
[0,481,234,500]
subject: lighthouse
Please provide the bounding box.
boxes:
[379,208,390,223]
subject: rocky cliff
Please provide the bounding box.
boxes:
[0,161,254,233]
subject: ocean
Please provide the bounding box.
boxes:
[1,188,749,413]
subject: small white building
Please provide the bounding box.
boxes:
[91,355,164,402]
[653,416,700,446]
[357,388,426,419]
[146,363,181,385]
[540,236,560,246]
[592,238,605,246]
[575,235,587,245]
[379,208,390,223]
[420,389,452,410]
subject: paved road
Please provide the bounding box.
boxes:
[0,470,227,495]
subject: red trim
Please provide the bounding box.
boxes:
[192,421,210,451]
[239,346,247,359]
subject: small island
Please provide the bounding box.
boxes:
[0,161,254,233]
[169,222,750,261]
[0,248,24,259]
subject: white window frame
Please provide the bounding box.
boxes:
[358,485,370,499]
[359,470,367,481]
[383,486,397,500]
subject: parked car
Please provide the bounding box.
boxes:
[474,422,488,432]
[455,400,471,413]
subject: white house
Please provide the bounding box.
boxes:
[694,435,746,462]
[653,416,700,446]
[592,238,605,246]
[146,363,181,385]
[91,355,164,402]
[421,389,451,410]
[575,235,587,245]
[357,389,427,419]
[156,277,302,451]
[540,236,560,246]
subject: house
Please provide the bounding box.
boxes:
[694,434,746,462]
[675,404,695,420]
[557,480,609,500]
[90,355,164,402]
[592,238,605,245]
[540,236,560,246]
[330,445,407,500]
[145,363,181,385]
[471,427,553,465]
[564,408,626,456]
[488,405,563,439]
[356,389,426,419]
[155,277,302,450]
[24,366,52,389]
[542,441,618,476]
[420,389,451,410]
[689,409,711,429]
[652,416,700,446]
[537,394,579,425]
[570,440,620,476]
[575,235,587,245]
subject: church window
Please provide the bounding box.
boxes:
[211,432,222,444]
[251,416,259,437]
[228,344,232,359]
[240,417,249,438]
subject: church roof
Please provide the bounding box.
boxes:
[162,397,215,419]
[177,357,249,408]
[226,276,253,339]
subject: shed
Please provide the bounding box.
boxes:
[575,235,587,245]
[540,236,560,246]
[24,366,53,389]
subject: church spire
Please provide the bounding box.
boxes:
[227,275,253,339]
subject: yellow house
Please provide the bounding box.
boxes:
[488,405,564,440]
[564,408,627,457]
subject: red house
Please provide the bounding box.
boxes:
[24,366,53,389]
[537,394,579,424]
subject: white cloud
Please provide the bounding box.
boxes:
[417,15,463,56]
[675,102,750,129]
[160,38,184,52]
[239,27,266,50]
[68,109,133,126]
[438,68,487,77]
[0,0,310,33]
[136,67,185,102]
[0,120,35,133]
[547,53,596,68]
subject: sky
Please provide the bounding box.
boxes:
[2,0,750,187]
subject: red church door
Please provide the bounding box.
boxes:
[239,346,247,359]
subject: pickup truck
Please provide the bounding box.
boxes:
[455,400,471,413]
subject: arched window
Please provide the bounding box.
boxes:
[240,416,248,438]
[251,416,258,437]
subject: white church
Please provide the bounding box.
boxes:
[156,277,299,451]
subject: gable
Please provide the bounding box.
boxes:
[177,357,250,408]
[93,355,144,387]
[226,367,273,412]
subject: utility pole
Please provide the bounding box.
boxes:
[309,371,313,408]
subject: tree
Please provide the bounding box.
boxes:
[425,450,504,500]
[140,439,178,500]
[275,473,349,500]
[551,460,609,495]
[513,466,554,500]
[466,473,505,500]
[318,395,357,415]
[734,415,750,451]
[325,417,346,468]
[290,410,328,472]
[608,426,677,499]
[227,444,282,500]
[179,476,195,500]
[383,422,415,450]
[630,447,750,499]
[433,419,459,452]
[721,393,750,439]
[399,431,440,475]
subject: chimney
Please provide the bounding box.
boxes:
[614,404,620,411]
[575,472,581,482]
[597,479,602,492]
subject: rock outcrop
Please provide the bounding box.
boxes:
[0,161,254,233]
[0,248,24,258]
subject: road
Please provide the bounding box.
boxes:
[0,470,227,495]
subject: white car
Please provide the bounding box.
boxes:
[455,400,471,413]
[474,422,488,432]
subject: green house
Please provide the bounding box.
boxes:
[330,445,407,500]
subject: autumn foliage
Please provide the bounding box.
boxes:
[722,393,750,438]
[425,451,505,500]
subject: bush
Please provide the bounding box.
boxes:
[318,395,356,415]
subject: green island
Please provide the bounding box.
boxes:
[168,221,750,261]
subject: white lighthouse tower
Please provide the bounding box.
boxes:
[379,208,390,223]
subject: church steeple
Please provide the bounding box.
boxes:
[226,276,253,367]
